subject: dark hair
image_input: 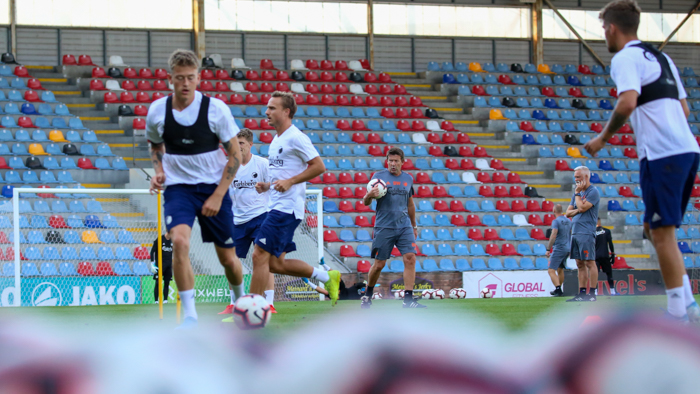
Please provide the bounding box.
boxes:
[386,147,405,162]
[237,128,254,143]
[271,91,297,120]
[599,0,641,35]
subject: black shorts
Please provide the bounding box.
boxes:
[153,263,172,281]
[595,257,612,271]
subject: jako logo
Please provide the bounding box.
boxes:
[478,273,503,298]
[32,282,62,306]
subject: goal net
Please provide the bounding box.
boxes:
[0,187,323,308]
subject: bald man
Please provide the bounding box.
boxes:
[546,204,571,297]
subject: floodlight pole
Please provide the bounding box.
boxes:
[368,0,374,70]
[9,0,16,58]
[193,0,205,60]
[658,1,700,51]
[531,0,544,66]
[543,0,605,66]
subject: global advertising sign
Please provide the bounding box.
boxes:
[0,277,142,307]
[462,271,555,298]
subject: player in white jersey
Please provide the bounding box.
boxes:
[585,1,700,322]
[250,91,341,305]
[147,50,243,329]
[218,128,279,319]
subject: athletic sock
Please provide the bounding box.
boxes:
[682,275,695,307]
[264,290,275,306]
[229,290,236,305]
[232,283,245,301]
[579,287,586,295]
[311,267,330,283]
[179,289,198,320]
[365,286,374,298]
[666,287,686,318]
[404,290,413,301]
[555,286,561,291]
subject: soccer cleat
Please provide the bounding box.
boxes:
[588,294,597,302]
[664,311,690,325]
[270,305,278,314]
[403,298,427,308]
[566,294,588,302]
[360,295,372,309]
[687,301,700,324]
[175,317,198,330]
[218,304,234,315]
[324,270,341,306]
[551,288,564,297]
[221,316,234,323]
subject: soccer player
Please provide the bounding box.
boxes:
[565,166,600,302]
[249,92,341,304]
[218,128,278,319]
[545,205,571,297]
[147,49,243,329]
[595,218,617,295]
[149,232,173,303]
[584,0,700,320]
[361,147,425,309]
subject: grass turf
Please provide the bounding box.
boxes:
[1,295,693,333]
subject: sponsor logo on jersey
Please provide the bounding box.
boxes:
[232,180,258,189]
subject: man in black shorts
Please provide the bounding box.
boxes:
[150,233,173,303]
[595,218,616,295]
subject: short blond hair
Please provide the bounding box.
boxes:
[237,128,254,143]
[271,91,297,120]
[168,49,199,71]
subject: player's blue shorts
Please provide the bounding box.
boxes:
[548,248,569,270]
[640,152,699,229]
[254,209,300,258]
[163,183,234,248]
[233,212,267,258]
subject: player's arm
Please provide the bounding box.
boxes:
[574,195,594,213]
[547,228,558,251]
[407,195,417,237]
[565,204,579,218]
[681,99,691,118]
[363,184,381,206]
[607,229,615,255]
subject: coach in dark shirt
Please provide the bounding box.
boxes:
[595,218,616,295]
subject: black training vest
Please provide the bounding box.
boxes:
[630,42,679,107]
[163,95,220,155]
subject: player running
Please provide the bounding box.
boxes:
[147,49,243,329]
[248,91,341,305]
[361,147,425,309]
[584,0,700,321]
[218,128,279,320]
[565,166,600,302]
[546,204,572,297]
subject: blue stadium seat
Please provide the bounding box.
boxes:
[423,259,440,272]
[97,246,116,260]
[338,215,358,227]
[436,229,453,241]
[535,258,549,270]
[114,261,133,276]
[454,243,469,255]
[471,258,487,270]
[419,228,436,240]
[22,262,41,276]
[488,258,504,270]
[455,259,471,271]
[517,244,534,255]
[504,258,520,270]
[437,243,453,255]
[3,263,15,277]
[133,261,151,276]
[520,258,535,270]
[470,244,488,256]
[625,214,641,225]
[679,242,692,254]
[117,230,136,243]
[500,229,516,240]
[356,245,371,257]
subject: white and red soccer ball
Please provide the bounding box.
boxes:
[372,293,382,300]
[449,288,467,299]
[421,289,435,299]
[433,289,445,299]
[232,294,272,330]
[366,179,388,198]
[394,289,406,299]
[480,288,494,299]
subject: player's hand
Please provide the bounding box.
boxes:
[255,182,270,193]
[413,227,418,239]
[202,194,223,217]
[575,182,586,193]
[272,179,293,193]
[545,251,550,258]
[150,262,158,274]
[366,185,381,199]
[149,171,166,194]
[584,136,606,157]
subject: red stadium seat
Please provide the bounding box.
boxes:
[445,159,459,170]
[416,186,433,197]
[542,87,558,97]
[412,121,427,131]
[610,88,618,98]
[491,172,506,183]
[364,96,378,106]
[306,59,320,69]
[244,119,260,130]
[607,135,621,145]
[322,173,338,184]
[353,187,366,199]
[396,97,409,107]
[323,230,341,242]
[134,105,148,116]
[486,244,502,256]
[428,146,444,156]
[520,121,534,132]
[199,81,216,91]
[529,214,544,226]
[509,186,524,197]
[340,245,360,257]
[305,216,318,228]
[461,159,475,170]
[496,200,511,211]
[410,97,424,107]
[381,96,394,107]
[477,172,492,183]
[459,146,473,157]
[338,201,355,213]
[78,262,97,276]
[472,85,488,96]
[154,68,167,79]
[502,244,520,256]
[621,135,635,146]
[260,82,274,92]
[260,59,276,70]
[367,133,383,144]
[395,108,409,118]
[336,120,350,131]
[355,201,372,212]
[484,229,503,241]
[245,94,260,105]
[90,79,106,90]
[123,67,137,78]
[132,118,146,129]
[474,147,490,157]
[305,71,319,81]
[450,215,466,226]
[396,120,410,131]
[619,186,634,197]
[479,186,494,197]
[543,214,555,226]
[468,228,484,240]
[498,75,515,85]
[364,73,377,83]
[335,72,349,82]
[92,67,106,78]
[136,92,151,103]
[201,69,215,80]
[27,79,43,90]
[356,215,373,227]
[320,84,333,94]
[96,262,116,276]
[137,80,152,90]
[246,70,260,80]
[619,124,633,134]
[153,80,168,90]
[49,215,70,229]
[338,187,354,200]
[511,200,526,212]
[578,65,593,74]
[354,173,369,184]
[357,260,371,273]
[63,54,77,65]
[434,200,449,212]
[415,172,434,184]
[119,92,134,103]
[494,186,508,197]
[378,72,392,83]
[441,133,456,144]
[555,160,573,171]
[624,148,638,158]
[22,91,40,103]
[541,201,553,212]
[591,123,603,133]
[569,88,586,98]
[320,72,334,82]
[450,201,467,212]
[467,215,485,227]
[336,95,350,106]
[531,229,548,240]
[14,66,29,77]
[216,69,232,80]
[441,121,456,132]
[433,186,449,198]
[527,200,541,212]
[335,60,349,70]
[277,71,291,81]
[507,173,523,183]
[335,84,349,94]
[323,187,338,198]
[613,256,634,269]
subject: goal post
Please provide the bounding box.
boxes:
[1,187,324,308]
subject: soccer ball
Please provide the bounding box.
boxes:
[372,293,382,300]
[232,294,272,330]
[366,179,388,199]
[422,289,436,299]
[480,288,493,299]
[433,289,445,299]
[394,289,406,299]
[449,288,467,299]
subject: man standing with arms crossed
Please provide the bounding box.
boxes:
[361,147,425,309]
[585,0,700,320]
[595,218,617,295]
[147,49,243,329]
[219,128,279,319]
[249,92,341,305]
[566,166,600,302]
[546,204,571,297]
